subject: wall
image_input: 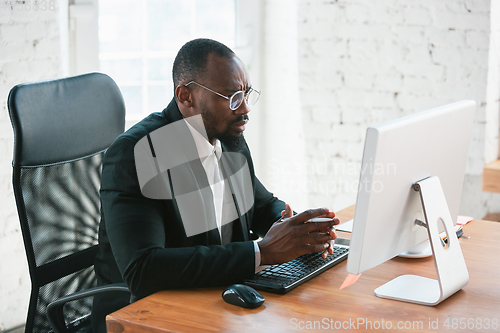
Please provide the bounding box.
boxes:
[292,0,500,217]
[0,3,63,331]
[259,0,309,212]
[1,0,499,330]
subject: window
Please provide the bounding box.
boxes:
[98,0,236,120]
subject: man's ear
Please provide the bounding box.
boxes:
[175,85,193,107]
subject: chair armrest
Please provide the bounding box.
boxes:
[47,283,130,333]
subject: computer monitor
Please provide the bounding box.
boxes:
[346,100,476,305]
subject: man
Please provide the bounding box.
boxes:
[92,39,338,332]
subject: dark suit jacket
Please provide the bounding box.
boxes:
[92,98,285,331]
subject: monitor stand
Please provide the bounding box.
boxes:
[374,176,469,305]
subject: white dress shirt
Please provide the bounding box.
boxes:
[184,120,261,268]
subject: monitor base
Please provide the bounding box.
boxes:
[375,275,441,305]
[374,176,469,306]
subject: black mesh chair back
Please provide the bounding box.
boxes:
[7,73,126,332]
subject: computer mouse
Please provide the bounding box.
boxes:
[222,284,265,309]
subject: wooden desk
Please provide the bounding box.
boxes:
[107,206,500,332]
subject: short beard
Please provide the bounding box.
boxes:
[219,114,249,152]
[201,102,249,152]
[219,131,246,152]
[201,106,248,152]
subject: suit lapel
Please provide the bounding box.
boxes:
[219,151,250,242]
[159,101,222,245]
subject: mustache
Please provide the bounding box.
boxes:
[232,114,249,124]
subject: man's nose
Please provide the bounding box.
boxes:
[235,98,251,115]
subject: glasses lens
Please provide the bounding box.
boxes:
[230,92,244,110]
[246,89,260,106]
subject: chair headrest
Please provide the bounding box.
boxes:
[8,72,126,167]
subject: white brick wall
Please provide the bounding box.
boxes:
[0,3,62,330]
[0,0,499,330]
[295,0,500,215]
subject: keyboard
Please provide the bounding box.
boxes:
[245,238,350,294]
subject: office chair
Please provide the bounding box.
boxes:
[7,72,130,332]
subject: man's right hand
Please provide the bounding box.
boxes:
[257,205,339,265]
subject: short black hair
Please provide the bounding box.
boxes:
[172,38,235,91]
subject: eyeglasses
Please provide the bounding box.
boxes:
[185,81,260,111]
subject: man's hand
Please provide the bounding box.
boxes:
[257,205,340,265]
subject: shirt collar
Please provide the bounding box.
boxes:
[184,119,222,162]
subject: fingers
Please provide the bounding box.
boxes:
[279,203,293,221]
[304,218,340,234]
[297,233,336,258]
[315,211,336,219]
[306,231,336,244]
[307,227,337,259]
[321,240,336,258]
[269,206,340,262]
[307,243,331,254]
[284,203,293,218]
[289,208,330,225]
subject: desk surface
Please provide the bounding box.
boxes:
[107,206,500,332]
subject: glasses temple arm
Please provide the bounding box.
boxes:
[185,81,230,100]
